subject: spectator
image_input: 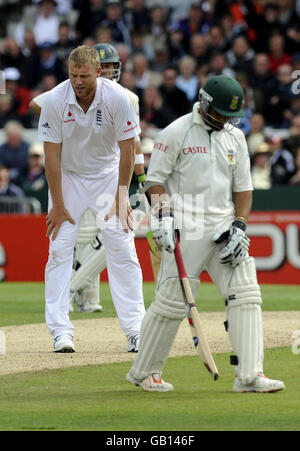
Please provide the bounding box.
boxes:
[247,113,266,156]
[99,0,131,47]
[27,41,66,88]
[159,66,191,120]
[125,0,151,34]
[226,35,255,76]
[22,30,38,59]
[268,64,295,128]
[176,55,198,103]
[249,53,277,116]
[131,53,162,92]
[178,1,211,48]
[0,94,20,128]
[151,43,169,73]
[206,24,227,55]
[269,136,296,185]
[243,1,285,53]
[0,166,25,214]
[166,22,186,65]
[277,0,299,28]
[235,72,255,135]
[143,5,168,58]
[140,85,174,130]
[189,33,211,70]
[120,70,139,93]
[289,147,300,185]
[284,113,300,156]
[75,0,106,41]
[56,21,76,61]
[208,52,235,78]
[95,26,113,45]
[3,67,32,128]
[251,142,272,190]
[0,37,28,77]
[33,0,60,46]
[16,142,48,212]
[164,0,195,23]
[130,29,154,62]
[268,33,291,74]
[0,121,30,182]
[15,0,60,48]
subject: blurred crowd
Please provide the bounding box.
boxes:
[0,0,300,212]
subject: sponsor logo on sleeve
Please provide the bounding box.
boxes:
[123,120,137,133]
[154,142,168,153]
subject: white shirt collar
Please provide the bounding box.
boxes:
[65,78,102,110]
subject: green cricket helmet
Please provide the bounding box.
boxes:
[199,75,245,118]
[94,43,122,82]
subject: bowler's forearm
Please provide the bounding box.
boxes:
[44,143,64,209]
[118,138,135,191]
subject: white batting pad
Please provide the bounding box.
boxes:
[129,277,199,381]
[226,257,264,384]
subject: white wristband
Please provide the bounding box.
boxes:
[135,154,144,165]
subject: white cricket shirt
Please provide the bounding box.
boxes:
[146,102,253,227]
[38,78,141,179]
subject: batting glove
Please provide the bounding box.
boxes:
[153,213,176,253]
[213,219,250,267]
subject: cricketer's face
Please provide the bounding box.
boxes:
[201,106,229,131]
[69,62,101,100]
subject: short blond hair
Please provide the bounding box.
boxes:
[68,45,100,71]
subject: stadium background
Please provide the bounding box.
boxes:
[0,0,299,284]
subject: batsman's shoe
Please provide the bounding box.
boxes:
[53,335,75,353]
[127,334,140,353]
[233,373,285,393]
[126,372,174,392]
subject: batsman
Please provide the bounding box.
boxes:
[126,75,285,393]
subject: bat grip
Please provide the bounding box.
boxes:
[174,232,188,280]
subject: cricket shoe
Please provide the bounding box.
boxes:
[53,335,75,353]
[126,372,174,392]
[233,372,285,393]
[127,334,140,353]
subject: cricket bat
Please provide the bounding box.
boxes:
[174,234,219,381]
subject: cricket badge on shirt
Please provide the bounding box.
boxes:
[64,111,75,124]
[227,149,235,163]
[96,109,102,126]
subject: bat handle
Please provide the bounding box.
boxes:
[174,232,188,280]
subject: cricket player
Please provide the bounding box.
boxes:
[38,45,145,353]
[126,75,285,393]
[69,43,146,320]
[31,44,147,353]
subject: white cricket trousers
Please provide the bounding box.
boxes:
[45,169,145,340]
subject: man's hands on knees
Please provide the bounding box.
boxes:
[46,207,75,241]
[213,218,250,267]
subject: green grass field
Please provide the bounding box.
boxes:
[0,282,299,432]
